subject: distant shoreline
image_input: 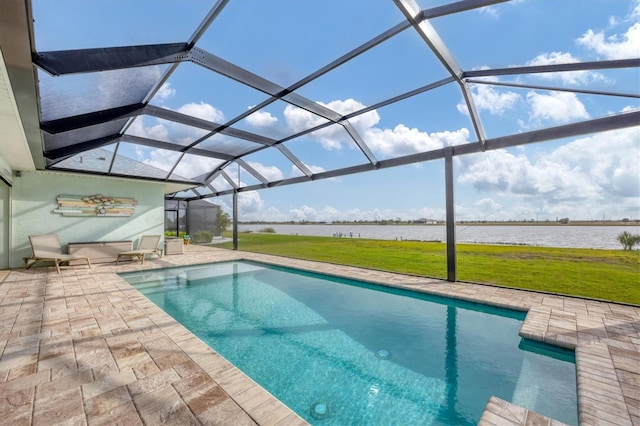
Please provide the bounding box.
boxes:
[240,221,639,227]
[456,221,639,226]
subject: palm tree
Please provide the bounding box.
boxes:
[214,209,231,236]
[617,231,640,250]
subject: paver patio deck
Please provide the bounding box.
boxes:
[0,245,638,425]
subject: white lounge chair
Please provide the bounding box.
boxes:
[116,235,162,265]
[26,234,92,273]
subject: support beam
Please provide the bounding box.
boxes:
[233,191,238,250]
[466,79,640,99]
[121,135,235,160]
[187,0,231,48]
[175,111,640,200]
[188,47,343,122]
[235,159,270,186]
[394,0,486,146]
[422,0,513,19]
[464,58,640,78]
[145,104,277,146]
[445,148,456,282]
[232,162,240,250]
[342,120,378,166]
[277,145,313,178]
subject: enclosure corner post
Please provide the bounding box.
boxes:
[445,148,457,282]
[233,190,238,250]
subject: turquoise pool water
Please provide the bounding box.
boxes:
[121,261,578,425]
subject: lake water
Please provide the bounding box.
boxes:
[238,224,638,250]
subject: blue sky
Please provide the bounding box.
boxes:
[33,0,640,222]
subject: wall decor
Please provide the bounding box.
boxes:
[53,194,137,217]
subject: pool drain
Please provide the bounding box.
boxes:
[310,402,328,420]
[376,348,391,360]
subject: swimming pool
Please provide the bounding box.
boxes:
[121,261,578,425]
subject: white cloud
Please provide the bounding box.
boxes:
[235,203,447,223]
[284,104,340,149]
[127,117,204,145]
[138,147,179,172]
[308,127,345,150]
[285,99,380,150]
[172,155,223,179]
[290,205,319,222]
[526,91,589,124]
[285,98,470,157]
[365,126,470,157]
[141,149,223,182]
[474,198,503,215]
[246,161,283,182]
[290,163,325,178]
[128,118,169,141]
[284,104,328,132]
[632,0,640,19]
[577,21,640,59]
[215,193,284,222]
[477,0,523,19]
[155,82,175,101]
[215,126,639,223]
[458,84,520,116]
[238,191,265,214]
[176,102,225,123]
[245,110,278,127]
[477,6,500,19]
[127,101,224,144]
[551,127,640,198]
[456,126,640,218]
[288,206,399,223]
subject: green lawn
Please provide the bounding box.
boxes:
[212,233,640,305]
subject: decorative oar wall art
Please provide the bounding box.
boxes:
[53,194,137,217]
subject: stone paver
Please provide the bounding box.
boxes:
[0,245,638,425]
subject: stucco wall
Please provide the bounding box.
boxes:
[11,170,165,268]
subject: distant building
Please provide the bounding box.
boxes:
[415,218,438,224]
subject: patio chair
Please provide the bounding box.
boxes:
[116,235,162,265]
[26,234,92,273]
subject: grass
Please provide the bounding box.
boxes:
[212,232,640,305]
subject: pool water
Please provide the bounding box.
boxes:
[121,261,578,425]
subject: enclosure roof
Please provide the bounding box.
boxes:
[1,0,638,198]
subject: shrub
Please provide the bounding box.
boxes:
[192,230,213,244]
[165,231,189,238]
[617,231,640,250]
[259,227,276,233]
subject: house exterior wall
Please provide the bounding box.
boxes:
[10,170,165,269]
[0,179,9,269]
